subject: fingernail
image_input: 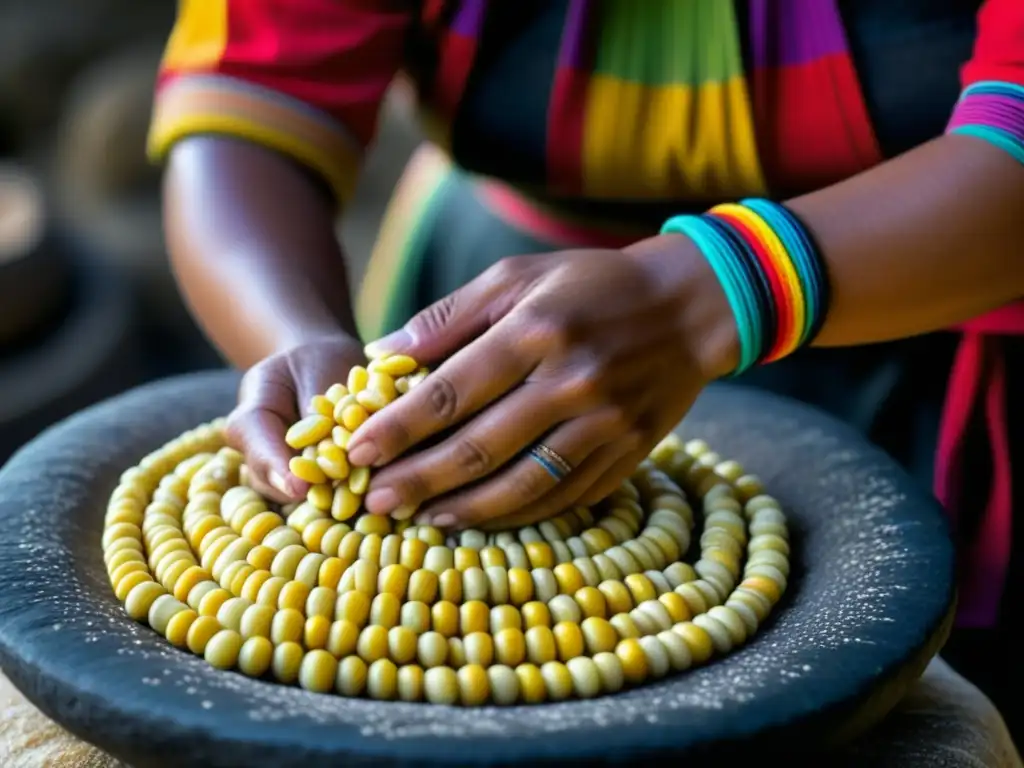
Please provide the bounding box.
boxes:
[430,513,457,528]
[366,487,400,515]
[268,470,292,496]
[347,442,379,467]
[365,329,412,358]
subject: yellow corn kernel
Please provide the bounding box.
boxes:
[332,394,357,424]
[524,542,555,569]
[307,483,334,511]
[336,590,371,626]
[431,601,459,637]
[378,564,411,598]
[521,601,551,629]
[479,546,507,569]
[332,426,353,449]
[285,415,333,450]
[348,466,371,495]
[553,562,585,595]
[346,365,369,394]
[341,403,369,432]
[324,383,348,403]
[309,395,335,419]
[331,486,361,521]
[355,514,391,537]
[373,354,418,376]
[289,457,327,485]
[315,442,350,481]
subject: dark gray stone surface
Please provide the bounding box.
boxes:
[0,372,955,766]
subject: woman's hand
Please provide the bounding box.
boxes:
[225,335,366,503]
[347,235,737,530]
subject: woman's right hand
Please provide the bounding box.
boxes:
[224,335,366,503]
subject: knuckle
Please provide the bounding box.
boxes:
[410,295,458,337]
[621,429,647,453]
[452,436,493,477]
[604,406,635,435]
[490,256,523,285]
[372,413,414,458]
[223,409,252,451]
[237,357,278,397]
[515,463,552,500]
[517,306,569,353]
[393,472,431,506]
[423,374,459,421]
[560,368,605,404]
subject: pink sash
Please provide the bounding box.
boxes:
[935,302,1024,627]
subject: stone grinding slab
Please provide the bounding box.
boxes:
[0,371,955,766]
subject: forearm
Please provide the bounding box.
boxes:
[788,134,1024,347]
[164,137,358,369]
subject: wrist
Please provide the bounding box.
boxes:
[273,319,360,357]
[625,233,740,381]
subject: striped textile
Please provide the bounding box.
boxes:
[148,0,883,205]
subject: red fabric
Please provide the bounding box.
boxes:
[546,67,589,196]
[159,0,413,148]
[937,303,1024,627]
[961,0,1024,88]
[753,55,882,193]
[934,0,1024,628]
[935,324,1016,627]
[432,32,478,119]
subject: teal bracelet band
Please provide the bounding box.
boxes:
[661,200,829,374]
[949,125,1024,166]
[958,80,1024,101]
[661,214,761,375]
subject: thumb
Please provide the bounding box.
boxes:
[365,262,518,362]
[225,407,308,502]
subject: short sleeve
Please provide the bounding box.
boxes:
[946,0,1024,165]
[960,0,1024,88]
[147,0,414,207]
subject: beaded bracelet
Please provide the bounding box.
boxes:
[660,199,829,376]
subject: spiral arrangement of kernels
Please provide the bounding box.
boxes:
[103,358,790,705]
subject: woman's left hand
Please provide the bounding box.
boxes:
[346,234,737,530]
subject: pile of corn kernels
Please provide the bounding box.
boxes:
[102,354,790,705]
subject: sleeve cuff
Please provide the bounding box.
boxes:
[147,74,364,207]
[946,81,1024,166]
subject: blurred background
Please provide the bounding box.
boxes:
[0,1,422,465]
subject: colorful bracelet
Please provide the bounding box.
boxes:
[946,81,1024,166]
[660,199,829,376]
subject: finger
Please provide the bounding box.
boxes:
[225,408,307,503]
[481,439,637,531]
[576,446,651,507]
[363,379,567,515]
[230,372,306,500]
[364,257,526,362]
[414,410,627,530]
[347,316,536,468]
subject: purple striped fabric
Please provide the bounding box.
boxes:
[749,0,848,68]
[948,95,1024,137]
[450,0,486,36]
[559,0,595,68]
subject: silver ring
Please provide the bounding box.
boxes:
[528,443,574,481]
